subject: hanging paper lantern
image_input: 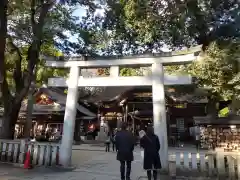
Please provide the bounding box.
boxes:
[88,124,95,131]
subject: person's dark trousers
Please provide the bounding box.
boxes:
[195,140,200,150]
[105,142,110,152]
[147,170,157,180]
[120,161,132,180]
[112,142,115,151]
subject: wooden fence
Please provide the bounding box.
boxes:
[171,150,240,178]
[0,140,60,166]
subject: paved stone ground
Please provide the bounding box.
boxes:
[72,144,200,152]
[0,149,146,180]
[0,145,215,180]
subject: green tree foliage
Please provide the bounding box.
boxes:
[165,41,240,115]
[188,41,239,101]
[0,0,97,139]
[96,67,145,76]
[120,68,143,76]
[98,0,240,53]
[5,43,67,90]
[84,0,240,81]
[182,41,239,101]
[91,0,240,115]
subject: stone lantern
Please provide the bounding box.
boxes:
[96,116,108,141]
[116,112,123,130]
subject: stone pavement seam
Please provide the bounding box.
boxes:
[72,148,105,152]
[73,169,154,180]
[0,161,24,167]
[73,168,120,177]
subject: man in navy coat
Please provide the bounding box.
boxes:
[115,122,135,180]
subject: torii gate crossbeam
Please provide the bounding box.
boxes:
[45,52,199,170]
[48,75,192,87]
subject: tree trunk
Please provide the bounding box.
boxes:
[206,97,219,119]
[0,0,8,84]
[0,102,21,139]
[23,89,35,138]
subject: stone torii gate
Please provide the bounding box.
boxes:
[45,51,199,170]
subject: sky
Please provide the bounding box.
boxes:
[68,6,86,42]
[73,6,86,17]
[68,6,105,43]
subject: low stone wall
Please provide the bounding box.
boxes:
[173,150,240,178]
[0,139,60,167]
[140,150,240,179]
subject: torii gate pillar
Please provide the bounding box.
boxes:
[152,63,168,170]
[59,66,80,167]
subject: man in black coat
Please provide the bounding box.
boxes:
[115,122,135,180]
